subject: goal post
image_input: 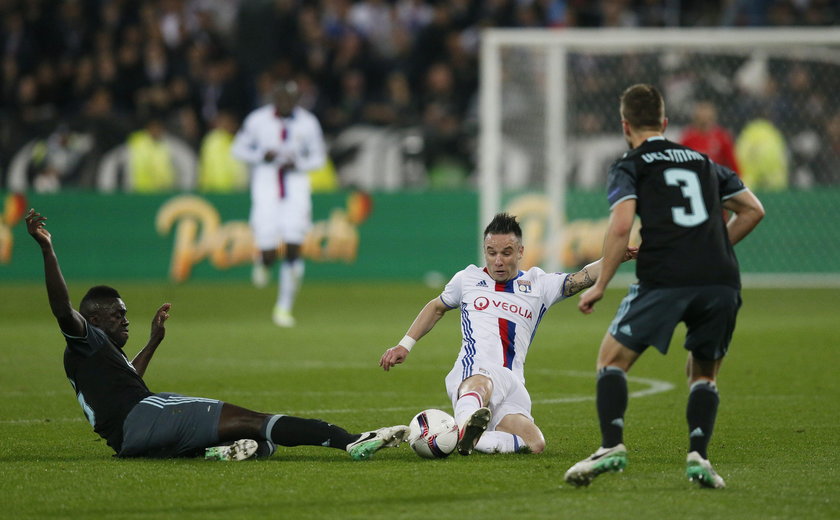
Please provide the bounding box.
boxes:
[479,28,840,286]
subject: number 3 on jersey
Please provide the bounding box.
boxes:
[664,168,709,227]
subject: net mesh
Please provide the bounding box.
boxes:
[486,31,840,281]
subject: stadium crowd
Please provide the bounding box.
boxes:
[1,0,838,191]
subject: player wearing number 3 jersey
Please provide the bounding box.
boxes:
[564,84,764,489]
[607,137,744,289]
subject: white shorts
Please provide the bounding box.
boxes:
[249,171,312,248]
[444,362,534,430]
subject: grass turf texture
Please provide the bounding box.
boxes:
[1,282,838,519]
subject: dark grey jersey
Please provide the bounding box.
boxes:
[64,322,153,452]
[606,137,747,289]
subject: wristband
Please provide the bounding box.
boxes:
[399,335,416,351]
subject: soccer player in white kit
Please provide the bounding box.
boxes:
[380,213,637,455]
[231,80,326,327]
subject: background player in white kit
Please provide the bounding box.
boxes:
[231,80,327,327]
[380,213,637,455]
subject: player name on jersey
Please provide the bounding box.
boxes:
[641,148,704,164]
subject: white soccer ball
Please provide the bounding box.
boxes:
[408,408,459,459]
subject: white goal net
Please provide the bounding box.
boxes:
[479,28,840,285]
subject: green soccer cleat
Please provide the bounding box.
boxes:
[686,451,726,489]
[346,425,410,461]
[564,444,628,487]
[205,439,259,461]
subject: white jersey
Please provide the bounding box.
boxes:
[231,104,326,245]
[440,265,570,385]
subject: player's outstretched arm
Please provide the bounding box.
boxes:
[379,297,451,371]
[564,246,638,298]
[578,199,636,314]
[130,303,171,377]
[25,209,86,338]
[723,189,765,246]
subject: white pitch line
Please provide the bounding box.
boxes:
[0,370,675,424]
[289,371,675,414]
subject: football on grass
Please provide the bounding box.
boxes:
[408,408,459,459]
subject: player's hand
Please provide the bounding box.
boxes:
[263,150,278,162]
[379,346,409,372]
[149,303,171,344]
[623,246,639,262]
[578,285,604,315]
[277,149,297,169]
[25,209,52,249]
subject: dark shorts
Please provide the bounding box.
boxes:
[118,393,223,458]
[608,284,742,361]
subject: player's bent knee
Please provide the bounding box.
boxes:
[497,414,545,453]
[523,427,546,454]
[458,374,493,401]
[527,437,546,454]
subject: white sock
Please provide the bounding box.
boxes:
[454,391,483,427]
[474,431,527,454]
[292,257,305,280]
[277,259,304,311]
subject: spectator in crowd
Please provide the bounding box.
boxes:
[348,0,396,59]
[97,114,197,192]
[363,70,417,128]
[1,0,839,190]
[735,117,789,191]
[776,63,826,187]
[7,124,94,192]
[196,55,251,134]
[680,100,740,174]
[322,68,368,134]
[198,110,247,193]
[420,62,471,185]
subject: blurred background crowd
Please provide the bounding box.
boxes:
[1,0,839,193]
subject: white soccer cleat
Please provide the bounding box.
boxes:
[204,439,259,461]
[272,305,296,327]
[456,407,491,456]
[686,451,726,489]
[564,444,628,487]
[346,425,410,461]
[252,263,270,288]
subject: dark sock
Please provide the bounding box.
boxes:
[254,440,276,458]
[686,381,719,459]
[262,415,357,450]
[597,366,628,448]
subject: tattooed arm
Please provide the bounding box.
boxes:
[563,246,638,298]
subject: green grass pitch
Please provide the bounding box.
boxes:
[1,281,838,519]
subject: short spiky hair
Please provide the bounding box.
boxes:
[79,285,122,319]
[620,83,665,130]
[484,213,522,239]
